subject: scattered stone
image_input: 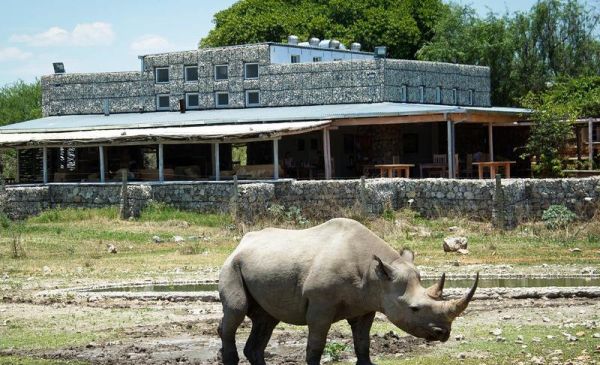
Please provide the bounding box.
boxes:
[562,332,578,341]
[448,226,459,232]
[592,333,600,338]
[569,248,582,253]
[107,244,117,254]
[2,273,8,280]
[452,261,460,267]
[496,336,506,342]
[455,334,465,341]
[152,235,162,243]
[443,236,468,253]
[542,317,550,323]
[490,328,503,336]
[530,356,545,364]
[173,236,185,243]
[532,337,541,343]
[502,314,512,320]
[42,266,51,275]
[575,331,585,337]
[457,249,469,255]
[457,353,466,359]
[546,335,554,340]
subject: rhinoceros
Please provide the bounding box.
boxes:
[218,218,478,365]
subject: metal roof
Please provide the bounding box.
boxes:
[0,120,331,148]
[0,102,530,134]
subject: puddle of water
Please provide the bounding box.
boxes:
[88,277,600,293]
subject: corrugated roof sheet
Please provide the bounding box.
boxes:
[0,102,530,134]
[0,120,331,147]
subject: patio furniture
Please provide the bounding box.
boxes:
[460,154,474,178]
[472,161,516,179]
[374,164,415,178]
[420,154,459,178]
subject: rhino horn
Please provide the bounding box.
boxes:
[448,272,479,319]
[426,273,445,299]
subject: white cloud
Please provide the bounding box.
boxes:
[0,47,32,62]
[130,35,173,54]
[10,22,115,47]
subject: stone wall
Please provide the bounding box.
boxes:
[41,44,491,116]
[1,178,598,227]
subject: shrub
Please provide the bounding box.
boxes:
[267,204,309,226]
[542,205,577,229]
[323,341,347,362]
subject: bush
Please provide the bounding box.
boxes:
[267,204,309,226]
[323,341,347,362]
[542,205,577,229]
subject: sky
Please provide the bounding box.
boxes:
[0,0,540,86]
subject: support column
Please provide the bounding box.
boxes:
[158,143,164,182]
[99,146,105,183]
[214,143,220,181]
[589,118,594,170]
[42,147,48,184]
[322,128,332,179]
[488,122,494,162]
[446,120,455,178]
[15,148,20,184]
[273,139,279,180]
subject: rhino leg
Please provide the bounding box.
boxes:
[218,264,248,365]
[243,305,279,365]
[305,304,334,365]
[348,312,376,365]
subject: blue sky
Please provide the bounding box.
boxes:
[0,0,538,86]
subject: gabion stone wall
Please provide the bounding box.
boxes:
[41,44,491,117]
[1,178,598,226]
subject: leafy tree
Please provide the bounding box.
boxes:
[200,0,448,59]
[522,76,600,176]
[0,80,42,180]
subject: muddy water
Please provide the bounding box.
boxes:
[89,277,600,293]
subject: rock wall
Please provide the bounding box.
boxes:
[1,178,598,226]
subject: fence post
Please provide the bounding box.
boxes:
[492,174,505,229]
[119,170,129,220]
[359,176,368,216]
[230,175,239,221]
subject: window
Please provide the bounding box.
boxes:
[215,65,228,80]
[244,63,259,79]
[156,94,170,111]
[186,93,200,109]
[452,89,457,104]
[246,90,260,107]
[313,57,322,62]
[155,67,169,83]
[435,87,441,103]
[184,66,198,82]
[468,89,474,105]
[401,85,407,102]
[216,92,229,107]
[291,55,300,63]
[419,86,425,103]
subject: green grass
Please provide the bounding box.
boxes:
[0,357,87,365]
[138,202,232,227]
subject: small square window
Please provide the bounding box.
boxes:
[156,94,170,111]
[186,93,200,109]
[216,92,229,107]
[244,63,259,79]
[155,67,169,83]
[185,66,198,82]
[215,65,228,80]
[291,55,300,63]
[313,57,322,62]
[246,90,260,107]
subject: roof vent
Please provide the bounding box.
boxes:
[288,35,299,45]
[298,41,310,47]
[374,46,387,59]
[329,40,340,49]
[103,99,110,116]
[351,42,362,51]
[318,39,331,48]
[309,37,320,47]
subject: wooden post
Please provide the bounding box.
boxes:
[323,128,332,179]
[42,147,48,184]
[493,174,505,229]
[575,125,582,161]
[589,118,594,170]
[158,143,164,182]
[273,139,279,180]
[446,120,455,178]
[230,174,239,220]
[99,146,105,183]
[214,143,220,181]
[119,170,129,220]
[488,122,494,162]
[15,148,20,184]
[359,175,368,216]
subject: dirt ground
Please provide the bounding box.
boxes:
[1,295,599,365]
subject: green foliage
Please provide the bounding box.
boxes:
[523,76,600,176]
[323,341,347,362]
[200,0,447,60]
[139,201,231,227]
[542,205,577,229]
[267,204,309,226]
[28,207,118,223]
[417,0,600,106]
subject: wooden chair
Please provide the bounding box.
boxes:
[428,154,447,177]
[461,154,474,178]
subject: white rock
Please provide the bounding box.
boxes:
[173,236,185,243]
[592,333,600,338]
[42,266,52,275]
[443,236,468,252]
[152,235,162,243]
[490,328,503,336]
[107,244,117,254]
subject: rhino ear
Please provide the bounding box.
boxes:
[400,249,415,263]
[373,255,393,281]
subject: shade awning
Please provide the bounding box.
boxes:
[0,120,331,148]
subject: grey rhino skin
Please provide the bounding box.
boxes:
[218,218,478,365]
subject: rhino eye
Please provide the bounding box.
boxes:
[410,305,420,312]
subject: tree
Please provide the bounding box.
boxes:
[199,0,448,60]
[523,76,600,176]
[0,80,42,180]
[417,0,600,106]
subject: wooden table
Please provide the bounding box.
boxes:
[473,161,516,179]
[374,164,415,178]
